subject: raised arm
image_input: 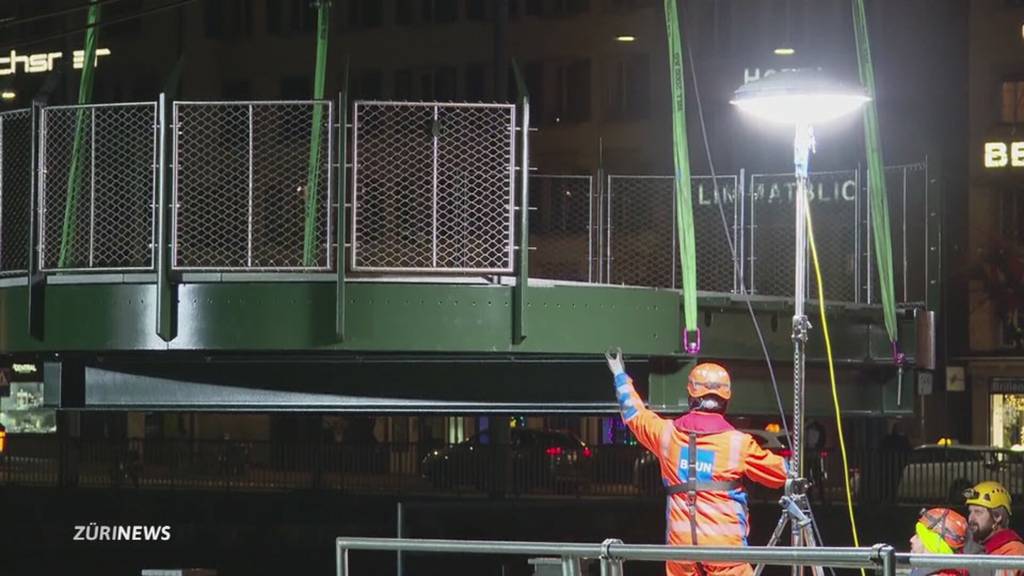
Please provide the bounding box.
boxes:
[606,347,668,454]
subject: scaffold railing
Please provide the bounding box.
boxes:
[335,537,899,576]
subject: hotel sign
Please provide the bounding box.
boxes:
[0,48,111,76]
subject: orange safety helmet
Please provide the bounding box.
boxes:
[687,362,732,401]
[918,507,968,551]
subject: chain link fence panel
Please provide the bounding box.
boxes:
[173,101,333,271]
[606,175,738,292]
[866,162,928,304]
[688,175,739,293]
[351,102,515,273]
[529,175,594,282]
[748,171,859,301]
[0,109,32,275]
[606,176,674,288]
[39,103,157,272]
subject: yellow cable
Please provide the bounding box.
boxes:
[805,201,863,568]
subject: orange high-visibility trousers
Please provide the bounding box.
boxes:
[668,560,753,576]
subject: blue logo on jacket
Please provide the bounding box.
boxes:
[678,446,715,481]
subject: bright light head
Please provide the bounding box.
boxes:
[731,69,869,126]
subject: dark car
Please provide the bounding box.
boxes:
[632,429,790,496]
[421,428,593,493]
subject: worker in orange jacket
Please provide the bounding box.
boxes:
[909,507,969,576]
[607,349,789,576]
[963,481,1024,576]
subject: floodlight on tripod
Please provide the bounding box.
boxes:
[731,68,868,574]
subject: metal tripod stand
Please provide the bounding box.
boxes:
[753,478,826,576]
[753,125,828,576]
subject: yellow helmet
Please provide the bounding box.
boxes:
[963,481,1012,513]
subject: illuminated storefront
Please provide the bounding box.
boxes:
[990,378,1024,450]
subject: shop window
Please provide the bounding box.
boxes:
[1001,80,1024,124]
[606,54,650,121]
[991,393,1024,449]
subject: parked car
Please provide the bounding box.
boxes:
[421,428,592,493]
[896,444,1024,504]
[633,429,790,496]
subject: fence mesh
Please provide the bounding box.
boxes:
[351,102,514,273]
[872,163,928,304]
[173,102,332,270]
[749,171,859,300]
[607,175,738,292]
[0,109,32,275]
[606,176,674,288]
[39,103,157,271]
[529,175,593,282]
[688,175,739,293]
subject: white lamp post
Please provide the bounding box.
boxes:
[732,68,868,567]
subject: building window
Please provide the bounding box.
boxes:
[1001,80,1024,124]
[605,0,654,11]
[232,0,254,37]
[466,0,487,20]
[347,0,382,29]
[420,0,458,23]
[396,0,415,24]
[465,63,487,101]
[1000,188,1024,244]
[280,75,310,99]
[434,66,457,100]
[205,1,225,37]
[207,0,253,38]
[394,69,413,99]
[436,0,459,22]
[353,69,383,100]
[266,0,284,34]
[527,0,588,17]
[107,0,143,37]
[222,80,252,100]
[606,54,650,121]
[419,71,434,100]
[992,392,1024,449]
[553,59,590,124]
[290,0,316,34]
[27,0,56,36]
[524,61,544,122]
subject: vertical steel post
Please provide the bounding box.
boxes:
[157,93,174,341]
[247,103,254,268]
[336,84,348,340]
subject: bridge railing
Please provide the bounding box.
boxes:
[0,96,932,304]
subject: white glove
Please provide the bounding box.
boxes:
[605,347,625,376]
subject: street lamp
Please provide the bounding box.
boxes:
[731,68,868,561]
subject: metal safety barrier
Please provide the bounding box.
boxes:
[606,174,740,292]
[350,101,516,273]
[0,108,32,275]
[748,169,859,301]
[529,174,596,282]
[335,537,898,576]
[38,102,158,272]
[172,100,333,271]
[598,163,927,303]
[896,553,1024,572]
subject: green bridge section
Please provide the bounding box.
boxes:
[0,97,933,415]
[0,279,919,416]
